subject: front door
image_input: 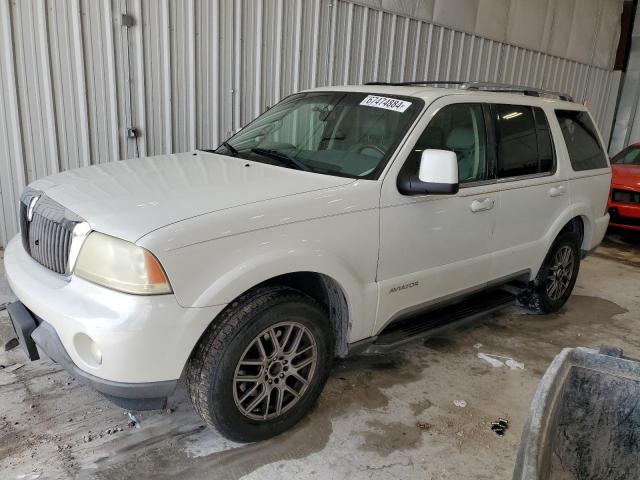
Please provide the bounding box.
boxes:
[376,100,497,333]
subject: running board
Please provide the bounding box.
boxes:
[365,289,516,354]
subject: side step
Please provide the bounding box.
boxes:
[365,289,516,354]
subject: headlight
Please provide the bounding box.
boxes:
[74,232,172,295]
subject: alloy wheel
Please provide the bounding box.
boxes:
[233,321,318,421]
[545,245,575,301]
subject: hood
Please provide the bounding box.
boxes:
[611,164,640,189]
[29,151,354,242]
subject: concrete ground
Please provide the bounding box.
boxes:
[1,230,639,480]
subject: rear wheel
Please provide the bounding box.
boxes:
[186,286,334,442]
[519,232,581,314]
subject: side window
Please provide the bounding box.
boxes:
[555,110,608,171]
[412,103,487,184]
[495,105,539,177]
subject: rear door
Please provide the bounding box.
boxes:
[489,104,570,281]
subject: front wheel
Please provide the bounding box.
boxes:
[519,232,581,314]
[186,286,334,442]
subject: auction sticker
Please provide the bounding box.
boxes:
[360,95,412,112]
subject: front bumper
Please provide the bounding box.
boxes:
[3,236,225,404]
[7,301,175,409]
[608,198,640,231]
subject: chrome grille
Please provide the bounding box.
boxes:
[20,189,84,275]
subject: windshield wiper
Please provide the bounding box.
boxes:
[251,148,311,172]
[221,141,238,156]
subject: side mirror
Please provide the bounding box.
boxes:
[397,149,459,195]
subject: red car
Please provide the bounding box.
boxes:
[608,143,640,231]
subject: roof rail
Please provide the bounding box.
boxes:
[363,80,573,102]
[365,80,465,87]
[461,82,573,102]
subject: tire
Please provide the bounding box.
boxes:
[518,232,581,314]
[186,286,334,442]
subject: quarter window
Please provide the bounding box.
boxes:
[555,110,608,171]
[411,103,488,184]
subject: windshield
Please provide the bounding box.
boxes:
[216,92,423,179]
[611,146,640,165]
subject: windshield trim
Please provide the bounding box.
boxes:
[217,91,426,181]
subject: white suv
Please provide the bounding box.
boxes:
[4,82,611,442]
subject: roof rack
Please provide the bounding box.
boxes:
[365,80,466,87]
[363,80,573,102]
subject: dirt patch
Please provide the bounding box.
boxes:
[513,295,628,335]
[423,336,458,351]
[0,419,36,461]
[592,235,640,269]
[458,296,629,374]
[591,250,640,269]
[325,353,422,410]
[410,398,433,416]
[357,419,427,456]
[88,412,333,480]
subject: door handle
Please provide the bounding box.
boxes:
[470,198,495,213]
[549,185,566,197]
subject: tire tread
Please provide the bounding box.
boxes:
[185,286,326,439]
[518,232,581,314]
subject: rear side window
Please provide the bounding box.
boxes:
[555,110,608,171]
[495,105,555,178]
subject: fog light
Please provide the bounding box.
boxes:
[74,333,103,367]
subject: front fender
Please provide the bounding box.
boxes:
[188,247,377,344]
[204,246,368,303]
[142,203,381,343]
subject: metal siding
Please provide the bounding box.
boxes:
[0,0,622,246]
[610,10,640,153]
[0,0,25,248]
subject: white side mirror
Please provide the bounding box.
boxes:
[397,149,459,195]
[418,149,458,186]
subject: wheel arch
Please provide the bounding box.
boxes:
[531,206,594,279]
[558,215,586,250]
[191,269,356,361]
[187,245,377,348]
[257,272,350,357]
[546,204,596,253]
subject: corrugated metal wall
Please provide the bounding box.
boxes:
[610,8,640,154]
[0,0,622,247]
